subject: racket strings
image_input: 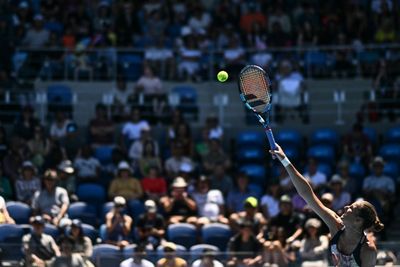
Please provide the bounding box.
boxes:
[239,68,271,113]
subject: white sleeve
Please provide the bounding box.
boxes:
[0,196,5,210]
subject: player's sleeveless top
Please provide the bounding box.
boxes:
[329,228,366,267]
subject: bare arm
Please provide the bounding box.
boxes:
[361,240,377,267]
[270,144,342,234]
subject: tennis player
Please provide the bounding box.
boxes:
[270,144,384,267]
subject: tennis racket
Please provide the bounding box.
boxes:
[238,65,277,151]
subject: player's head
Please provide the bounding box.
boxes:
[341,200,384,233]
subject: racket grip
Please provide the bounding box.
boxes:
[265,127,277,151]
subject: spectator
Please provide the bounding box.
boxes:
[268,5,291,34]
[121,107,150,150]
[0,195,15,224]
[298,218,329,267]
[239,3,266,34]
[329,175,351,212]
[135,64,167,122]
[27,125,51,169]
[171,122,194,157]
[160,177,198,224]
[260,179,282,219]
[166,109,185,144]
[110,75,133,121]
[362,156,396,215]
[188,4,212,34]
[0,126,7,161]
[190,175,228,227]
[229,197,267,243]
[13,106,39,141]
[157,242,188,267]
[68,219,94,266]
[61,122,84,161]
[263,226,296,267]
[49,110,72,141]
[191,248,223,267]
[136,200,165,250]
[22,14,49,48]
[120,244,155,267]
[227,219,263,267]
[73,44,93,80]
[50,235,86,267]
[343,123,373,166]
[227,172,256,213]
[105,196,133,248]
[205,115,223,141]
[201,138,231,173]
[141,166,167,200]
[177,34,202,81]
[276,164,295,194]
[336,160,361,197]
[32,169,69,226]
[144,36,175,80]
[2,137,24,182]
[73,145,101,183]
[128,126,160,167]
[303,158,327,194]
[43,140,67,170]
[0,165,13,200]
[138,139,163,177]
[223,36,246,77]
[23,216,60,267]
[114,1,142,46]
[57,160,76,198]
[15,160,41,204]
[88,103,115,147]
[108,161,143,201]
[269,195,304,245]
[164,141,194,181]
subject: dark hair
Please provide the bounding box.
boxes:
[358,201,384,232]
[142,140,156,157]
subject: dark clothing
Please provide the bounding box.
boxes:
[329,228,366,267]
[136,213,165,247]
[228,234,262,260]
[165,197,197,217]
[269,212,304,237]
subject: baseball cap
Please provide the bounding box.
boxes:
[113,196,126,207]
[71,219,82,228]
[117,161,132,172]
[305,218,321,229]
[330,174,344,186]
[22,161,35,170]
[280,194,292,203]
[163,242,177,251]
[172,177,188,188]
[244,197,258,208]
[31,215,45,225]
[321,192,334,202]
[144,200,157,213]
[372,156,385,166]
[58,160,74,174]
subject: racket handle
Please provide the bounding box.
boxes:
[265,127,277,151]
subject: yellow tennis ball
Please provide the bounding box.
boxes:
[217,70,228,82]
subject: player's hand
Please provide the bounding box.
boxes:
[269,143,286,161]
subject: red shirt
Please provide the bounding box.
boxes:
[141,177,167,194]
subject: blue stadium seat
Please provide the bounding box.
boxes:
[190,244,220,262]
[236,131,265,148]
[122,244,137,260]
[43,223,60,240]
[348,162,366,179]
[307,145,335,164]
[358,51,380,64]
[310,128,339,146]
[0,224,24,263]
[383,161,399,179]
[6,201,32,224]
[171,85,199,120]
[379,144,400,162]
[282,146,300,162]
[98,224,108,242]
[201,223,232,252]
[47,84,73,105]
[94,146,114,165]
[275,129,302,148]
[167,223,198,249]
[128,199,145,220]
[363,127,378,145]
[67,202,98,226]
[304,51,329,67]
[237,147,265,164]
[76,183,106,205]
[304,162,333,178]
[384,126,400,144]
[91,244,122,267]
[118,54,143,81]
[239,164,267,187]
[248,183,263,199]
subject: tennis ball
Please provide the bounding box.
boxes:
[217,71,228,82]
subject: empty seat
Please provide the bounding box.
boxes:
[0,224,25,263]
[363,127,378,145]
[384,126,400,144]
[379,144,400,162]
[94,146,114,165]
[348,162,366,179]
[310,128,339,146]
[76,183,106,205]
[275,129,302,148]
[383,161,399,179]
[6,201,32,224]
[201,223,232,252]
[167,223,198,249]
[237,147,265,164]
[127,199,145,220]
[239,164,267,187]
[171,85,198,121]
[67,202,98,226]
[118,54,143,81]
[236,131,265,148]
[91,244,122,267]
[307,145,335,164]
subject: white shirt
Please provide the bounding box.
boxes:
[191,259,224,267]
[261,194,280,218]
[145,47,173,61]
[224,47,245,61]
[363,175,395,194]
[0,196,5,210]
[120,258,154,267]
[304,171,327,187]
[128,140,160,161]
[74,157,100,178]
[50,120,71,139]
[111,87,133,105]
[122,121,150,141]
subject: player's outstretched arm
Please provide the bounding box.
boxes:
[270,144,342,235]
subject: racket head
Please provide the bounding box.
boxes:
[238,65,272,114]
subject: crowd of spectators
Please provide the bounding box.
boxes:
[0,0,400,83]
[0,98,399,266]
